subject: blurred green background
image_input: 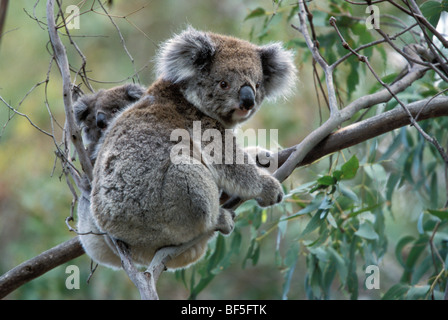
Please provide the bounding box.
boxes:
[1,0,445,300]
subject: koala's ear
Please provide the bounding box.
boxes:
[73,97,90,125]
[125,84,145,100]
[259,43,297,100]
[156,27,216,83]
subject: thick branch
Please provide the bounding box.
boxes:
[275,96,448,169]
[0,237,84,299]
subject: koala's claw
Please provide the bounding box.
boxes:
[216,208,235,235]
[256,176,284,207]
[277,192,283,203]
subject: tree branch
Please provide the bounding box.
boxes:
[275,96,448,169]
[46,0,93,182]
[0,237,84,299]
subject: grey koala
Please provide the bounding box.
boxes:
[73,84,147,267]
[89,27,297,270]
[73,83,146,162]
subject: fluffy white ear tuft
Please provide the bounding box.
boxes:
[156,26,216,83]
[259,43,297,100]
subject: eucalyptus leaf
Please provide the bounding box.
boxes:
[406,285,430,300]
[395,235,416,269]
[244,7,266,21]
[382,283,410,300]
[427,209,448,221]
[420,1,444,26]
[301,211,325,237]
[354,222,379,240]
[317,175,337,186]
[341,155,359,180]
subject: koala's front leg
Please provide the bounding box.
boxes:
[211,143,283,208]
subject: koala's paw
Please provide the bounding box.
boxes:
[216,208,235,235]
[256,176,284,208]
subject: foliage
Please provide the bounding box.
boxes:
[1,0,448,299]
[172,0,448,300]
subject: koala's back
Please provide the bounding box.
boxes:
[91,81,220,263]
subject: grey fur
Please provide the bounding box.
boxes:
[74,83,146,269]
[73,83,146,161]
[89,27,297,270]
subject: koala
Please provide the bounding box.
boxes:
[73,84,147,268]
[89,27,297,270]
[73,83,146,162]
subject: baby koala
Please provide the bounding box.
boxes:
[90,27,297,270]
[74,83,146,162]
[73,83,147,267]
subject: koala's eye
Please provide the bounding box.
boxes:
[219,81,230,90]
[255,82,261,89]
[111,108,119,114]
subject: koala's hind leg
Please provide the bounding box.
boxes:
[161,232,214,269]
[77,191,121,269]
[158,162,224,268]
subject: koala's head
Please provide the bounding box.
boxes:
[156,27,297,128]
[74,83,145,145]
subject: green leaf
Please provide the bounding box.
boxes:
[412,256,433,285]
[317,175,336,186]
[339,183,359,202]
[282,242,300,300]
[332,170,343,181]
[284,194,324,220]
[347,203,382,219]
[230,230,242,253]
[328,247,348,284]
[244,7,266,21]
[427,209,448,221]
[354,222,379,240]
[395,235,415,269]
[341,155,359,180]
[406,285,430,300]
[326,212,338,229]
[420,1,445,27]
[417,212,425,234]
[385,172,400,207]
[346,59,360,100]
[382,283,410,300]
[400,235,430,283]
[301,211,325,237]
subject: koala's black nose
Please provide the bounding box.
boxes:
[96,112,107,129]
[239,86,255,111]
